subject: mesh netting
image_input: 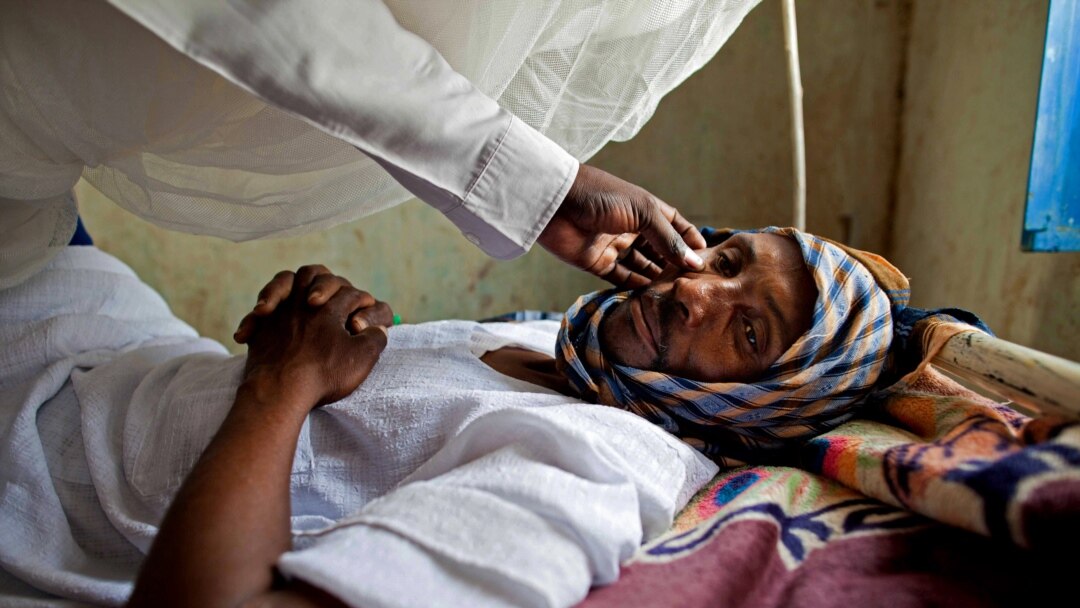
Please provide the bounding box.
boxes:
[1,0,760,261]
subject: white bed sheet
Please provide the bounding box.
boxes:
[0,247,717,607]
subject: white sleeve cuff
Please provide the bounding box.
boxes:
[445,116,579,260]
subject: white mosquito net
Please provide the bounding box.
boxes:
[0,0,761,284]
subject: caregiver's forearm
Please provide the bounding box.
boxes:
[128,380,309,608]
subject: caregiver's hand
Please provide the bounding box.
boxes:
[537,163,708,289]
[241,267,391,410]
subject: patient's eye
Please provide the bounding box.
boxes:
[744,320,757,349]
[715,253,735,276]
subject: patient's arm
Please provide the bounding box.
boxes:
[128,272,390,608]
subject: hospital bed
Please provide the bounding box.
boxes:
[574,320,1080,607]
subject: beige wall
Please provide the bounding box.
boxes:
[591,0,906,253]
[892,0,1079,361]
[79,0,909,352]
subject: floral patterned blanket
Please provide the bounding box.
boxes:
[579,365,1080,607]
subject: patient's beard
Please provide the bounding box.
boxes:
[645,287,678,371]
[599,288,673,372]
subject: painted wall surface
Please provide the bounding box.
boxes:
[892,0,1079,361]
[77,0,908,352]
[590,0,906,253]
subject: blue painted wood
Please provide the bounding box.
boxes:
[1023,0,1080,252]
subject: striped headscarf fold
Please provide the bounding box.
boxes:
[555,227,895,465]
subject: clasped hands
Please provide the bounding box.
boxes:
[234,265,394,412]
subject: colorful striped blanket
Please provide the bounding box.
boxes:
[580,363,1079,607]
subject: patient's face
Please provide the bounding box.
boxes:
[599,233,817,383]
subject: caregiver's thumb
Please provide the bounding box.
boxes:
[630,192,708,271]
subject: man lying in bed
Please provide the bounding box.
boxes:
[0,228,896,608]
[125,227,896,607]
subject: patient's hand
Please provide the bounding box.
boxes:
[234,264,394,343]
[239,265,392,410]
[133,266,386,608]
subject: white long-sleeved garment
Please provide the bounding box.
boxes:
[0,0,578,287]
[104,0,581,258]
[0,246,718,607]
[0,0,764,289]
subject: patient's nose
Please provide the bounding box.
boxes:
[673,275,737,328]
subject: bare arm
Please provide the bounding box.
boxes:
[128,268,391,608]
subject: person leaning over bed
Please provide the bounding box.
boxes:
[127,226,900,607]
[1,0,710,293]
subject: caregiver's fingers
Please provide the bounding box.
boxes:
[663,202,706,252]
[637,199,705,272]
[349,301,395,334]
[323,284,372,320]
[619,247,664,279]
[602,263,652,290]
[237,268,301,344]
[626,235,662,268]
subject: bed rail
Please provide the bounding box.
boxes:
[932,330,1080,421]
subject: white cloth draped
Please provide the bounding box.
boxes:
[0,0,761,287]
[0,246,718,607]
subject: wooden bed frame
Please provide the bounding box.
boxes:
[932,328,1080,420]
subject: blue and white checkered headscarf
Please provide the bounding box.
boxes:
[555,227,894,464]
